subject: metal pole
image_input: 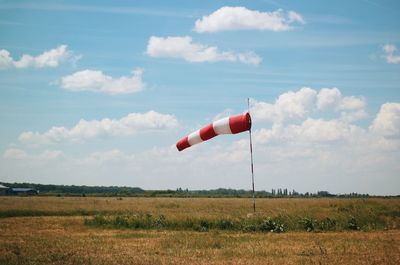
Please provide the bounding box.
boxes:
[247,98,256,213]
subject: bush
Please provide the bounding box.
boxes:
[260,218,285,233]
[300,218,318,232]
[154,215,167,229]
[115,215,129,227]
[348,217,360,230]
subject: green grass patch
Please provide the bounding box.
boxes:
[84,213,288,233]
[84,211,397,233]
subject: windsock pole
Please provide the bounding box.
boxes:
[248,98,256,213]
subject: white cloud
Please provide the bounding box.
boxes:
[146,36,262,65]
[61,68,144,95]
[251,87,317,123]
[287,10,305,24]
[288,118,363,142]
[3,148,28,159]
[317,88,366,111]
[254,118,365,144]
[194,7,305,33]
[340,109,368,123]
[252,87,367,124]
[316,87,342,110]
[18,111,179,145]
[38,150,64,160]
[250,89,398,154]
[0,45,80,69]
[3,148,63,161]
[382,44,400,64]
[82,149,136,165]
[339,96,366,110]
[287,118,351,142]
[369,103,400,137]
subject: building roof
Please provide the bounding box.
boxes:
[0,184,9,189]
[11,188,37,192]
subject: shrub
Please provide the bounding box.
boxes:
[154,215,167,229]
[260,218,285,233]
[348,217,360,230]
[115,215,129,227]
[300,218,318,232]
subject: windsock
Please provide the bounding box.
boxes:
[176,112,251,151]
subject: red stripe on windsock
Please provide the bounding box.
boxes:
[229,112,251,134]
[176,136,190,151]
[176,112,252,151]
[200,123,217,141]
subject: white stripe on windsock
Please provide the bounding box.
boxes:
[187,130,203,146]
[213,117,232,134]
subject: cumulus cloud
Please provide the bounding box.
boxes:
[146,36,261,65]
[369,103,400,137]
[3,148,63,160]
[18,111,178,145]
[252,87,367,124]
[382,44,400,64]
[194,7,305,33]
[316,88,342,110]
[82,149,136,165]
[287,118,355,142]
[249,87,372,150]
[340,109,368,123]
[254,118,365,144]
[3,148,28,159]
[317,88,366,111]
[0,45,80,69]
[251,87,317,123]
[61,68,144,95]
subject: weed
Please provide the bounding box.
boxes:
[300,218,318,232]
[348,216,360,230]
[260,218,286,233]
[215,219,235,230]
[319,217,337,231]
[242,224,257,232]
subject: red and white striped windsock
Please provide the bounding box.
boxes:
[176,112,251,151]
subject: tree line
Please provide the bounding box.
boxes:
[0,182,382,197]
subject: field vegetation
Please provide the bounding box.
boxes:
[0,196,399,264]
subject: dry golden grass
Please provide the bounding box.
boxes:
[0,196,399,219]
[0,197,399,264]
[0,216,399,265]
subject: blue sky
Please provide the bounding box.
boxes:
[0,0,399,195]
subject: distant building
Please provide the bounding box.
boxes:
[9,188,39,196]
[0,184,9,195]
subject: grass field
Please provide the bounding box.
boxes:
[0,196,399,264]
